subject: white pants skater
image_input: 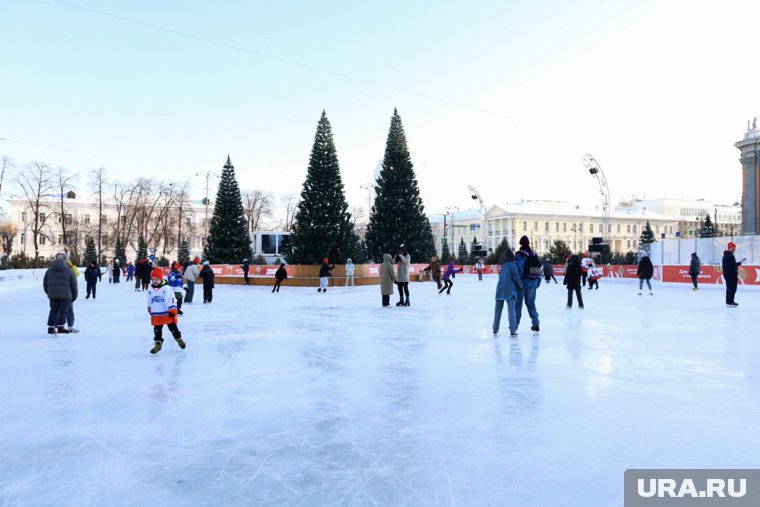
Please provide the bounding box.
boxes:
[345,275,354,287]
[319,277,329,290]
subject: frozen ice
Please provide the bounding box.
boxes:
[1,275,759,506]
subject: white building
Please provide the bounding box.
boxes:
[629,198,741,238]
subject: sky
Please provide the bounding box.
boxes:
[1,0,758,221]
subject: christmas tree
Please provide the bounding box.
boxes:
[468,236,478,264]
[84,236,97,264]
[456,237,469,264]
[203,156,253,263]
[178,237,190,263]
[548,239,571,264]
[365,109,436,262]
[639,220,656,253]
[485,238,511,264]
[136,235,147,261]
[440,239,452,264]
[288,111,358,264]
[114,237,126,266]
[700,215,716,238]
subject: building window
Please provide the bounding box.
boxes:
[121,216,127,225]
[590,224,594,233]
[627,224,631,233]
[523,221,527,231]
[20,212,26,223]
[579,223,583,233]
[533,222,538,231]
[20,233,25,244]
[633,225,637,233]
[545,222,549,232]
[65,214,73,225]
[669,226,673,234]
[39,235,46,245]
[656,226,659,233]
[616,224,621,233]
[39,213,45,222]
[563,223,567,232]
[56,214,62,224]
[555,222,559,232]
[84,214,90,225]
[58,235,63,245]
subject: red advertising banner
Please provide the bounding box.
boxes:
[661,265,760,285]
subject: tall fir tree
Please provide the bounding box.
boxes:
[84,236,97,264]
[468,236,478,264]
[700,215,716,238]
[203,156,253,263]
[288,111,358,264]
[136,235,147,261]
[178,237,190,263]
[485,238,511,265]
[365,109,436,262]
[548,239,572,264]
[639,220,656,253]
[440,239,452,264]
[456,237,469,264]
[114,237,126,265]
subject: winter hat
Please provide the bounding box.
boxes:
[150,268,163,280]
[193,257,201,264]
[519,235,530,247]
[323,257,329,264]
[728,242,736,250]
[347,258,353,263]
[243,258,248,262]
[203,261,210,266]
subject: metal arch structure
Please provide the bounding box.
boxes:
[582,154,611,246]
[468,185,488,252]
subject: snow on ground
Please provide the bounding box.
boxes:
[1,275,759,506]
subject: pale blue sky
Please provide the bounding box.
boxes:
[1,0,757,219]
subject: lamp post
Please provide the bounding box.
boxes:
[446,206,459,254]
[468,185,488,253]
[359,183,373,220]
[195,170,218,247]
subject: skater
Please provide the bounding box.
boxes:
[140,260,153,291]
[722,242,745,307]
[65,257,81,333]
[493,247,523,336]
[126,262,135,282]
[379,253,397,307]
[167,262,185,314]
[542,258,558,284]
[475,258,485,281]
[580,252,591,287]
[514,235,541,333]
[84,261,101,299]
[146,267,185,354]
[134,259,144,291]
[564,254,584,309]
[317,258,334,293]
[105,259,114,284]
[439,260,463,295]
[423,256,442,290]
[273,263,288,292]
[43,253,77,334]
[345,258,355,287]
[200,261,215,303]
[112,259,121,284]
[689,252,701,290]
[395,248,411,306]
[587,262,601,290]
[184,257,200,303]
[241,258,250,285]
[637,254,654,295]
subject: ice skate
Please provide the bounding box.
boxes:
[48,326,56,335]
[649,292,653,295]
[638,292,642,295]
[565,305,571,309]
[404,300,410,307]
[510,332,518,337]
[317,288,321,293]
[67,327,80,333]
[175,338,186,349]
[531,325,539,333]
[150,341,162,354]
[56,327,70,334]
[579,306,584,309]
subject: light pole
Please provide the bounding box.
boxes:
[195,170,218,247]
[359,183,373,220]
[468,185,488,253]
[446,206,459,255]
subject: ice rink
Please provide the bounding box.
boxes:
[1,274,759,506]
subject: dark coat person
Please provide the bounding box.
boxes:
[722,242,744,306]
[200,262,215,303]
[272,263,288,293]
[43,253,78,333]
[637,255,654,294]
[84,263,101,299]
[241,259,250,285]
[563,255,584,309]
[689,253,701,290]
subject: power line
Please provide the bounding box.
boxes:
[52,0,580,136]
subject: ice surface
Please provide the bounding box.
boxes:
[1,275,759,506]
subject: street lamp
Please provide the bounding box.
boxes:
[359,183,373,219]
[468,185,488,253]
[446,206,459,252]
[195,170,219,247]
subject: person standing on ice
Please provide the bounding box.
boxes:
[637,254,654,295]
[105,259,114,284]
[146,267,185,355]
[112,259,121,284]
[241,258,250,285]
[273,263,288,292]
[542,258,557,284]
[43,252,78,335]
[439,260,463,295]
[167,262,185,315]
[379,253,397,307]
[140,260,153,291]
[475,258,485,281]
[317,258,334,293]
[65,256,81,333]
[564,255,584,309]
[126,262,135,283]
[689,252,701,291]
[514,235,541,333]
[580,252,591,287]
[200,261,215,303]
[344,258,355,287]
[493,247,523,336]
[423,256,442,289]
[395,248,411,306]
[587,260,601,290]
[722,242,745,307]
[184,258,200,303]
[84,261,100,299]
[133,259,144,291]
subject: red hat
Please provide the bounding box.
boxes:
[193,257,201,264]
[323,257,329,264]
[728,242,736,250]
[150,268,164,280]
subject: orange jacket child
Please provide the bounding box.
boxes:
[146,268,185,354]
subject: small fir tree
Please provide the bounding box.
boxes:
[456,238,469,264]
[548,239,572,264]
[203,156,253,263]
[288,111,358,264]
[440,239,452,264]
[136,235,147,261]
[639,220,656,253]
[365,109,436,262]
[84,236,97,264]
[700,215,716,238]
[468,236,478,265]
[485,238,511,265]
[114,237,126,266]
[177,237,190,264]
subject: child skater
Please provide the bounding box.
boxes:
[273,263,288,293]
[587,263,601,290]
[146,267,185,354]
[167,262,185,314]
[475,258,485,281]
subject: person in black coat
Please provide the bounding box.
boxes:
[563,255,584,309]
[112,259,121,284]
[637,255,654,295]
[542,259,557,284]
[241,258,250,285]
[689,252,701,290]
[722,242,745,306]
[273,263,288,293]
[200,262,215,303]
[134,259,145,291]
[84,262,101,299]
[43,253,78,334]
[140,261,153,291]
[317,258,334,293]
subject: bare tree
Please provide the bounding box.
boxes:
[175,180,191,249]
[0,156,13,202]
[14,161,56,258]
[55,166,77,250]
[0,221,17,257]
[279,193,300,231]
[89,167,107,260]
[350,205,365,226]
[242,190,274,233]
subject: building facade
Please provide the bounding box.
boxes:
[736,118,760,235]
